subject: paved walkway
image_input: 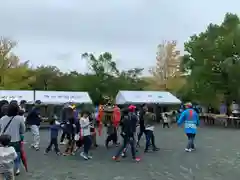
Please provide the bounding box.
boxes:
[18,126,240,180]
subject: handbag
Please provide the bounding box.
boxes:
[1,116,15,135]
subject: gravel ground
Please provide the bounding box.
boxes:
[16,125,240,180]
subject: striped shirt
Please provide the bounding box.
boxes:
[0,146,17,173]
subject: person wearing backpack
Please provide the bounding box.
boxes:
[0,103,25,176]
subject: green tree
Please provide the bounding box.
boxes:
[180,13,240,106]
[82,52,145,103]
[0,37,35,89]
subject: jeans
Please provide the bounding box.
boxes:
[83,135,92,155]
[186,133,195,149]
[145,130,156,150]
[30,125,40,147]
[46,138,60,153]
[14,152,21,172]
[115,135,136,159]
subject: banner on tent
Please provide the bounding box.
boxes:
[42,94,82,101]
[35,91,92,104]
[0,90,34,102]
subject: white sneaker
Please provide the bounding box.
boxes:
[87,155,92,159]
[185,148,191,152]
[80,152,88,160]
[15,169,20,176]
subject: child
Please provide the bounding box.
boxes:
[0,134,18,180]
[79,111,92,160]
[45,119,61,155]
[162,113,170,128]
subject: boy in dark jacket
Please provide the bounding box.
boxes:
[113,106,140,162]
[45,119,61,155]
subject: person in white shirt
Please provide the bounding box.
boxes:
[0,134,18,180]
[162,113,170,128]
[79,112,92,160]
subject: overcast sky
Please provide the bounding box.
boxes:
[0,0,239,74]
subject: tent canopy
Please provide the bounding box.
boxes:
[115,90,181,105]
[35,91,93,104]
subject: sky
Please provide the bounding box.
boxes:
[0,0,239,74]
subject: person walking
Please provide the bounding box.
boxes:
[0,103,25,175]
[162,113,170,128]
[143,108,159,153]
[136,104,148,147]
[44,119,61,155]
[26,102,41,151]
[177,102,200,152]
[79,111,92,160]
[113,106,140,162]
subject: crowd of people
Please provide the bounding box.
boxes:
[0,100,200,180]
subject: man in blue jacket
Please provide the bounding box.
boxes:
[177,102,200,152]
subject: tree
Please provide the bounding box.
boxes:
[0,37,147,104]
[30,66,62,90]
[180,13,240,106]
[149,40,181,90]
[0,37,35,89]
[81,52,145,103]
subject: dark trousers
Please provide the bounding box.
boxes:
[106,128,118,146]
[83,135,92,155]
[145,130,156,150]
[60,132,66,142]
[186,133,195,149]
[65,134,75,153]
[163,122,170,128]
[115,135,136,159]
[46,138,60,153]
[137,127,147,142]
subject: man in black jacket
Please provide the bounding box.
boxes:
[136,104,148,146]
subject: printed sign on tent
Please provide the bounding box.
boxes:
[0,90,34,102]
[35,91,92,104]
[43,94,82,101]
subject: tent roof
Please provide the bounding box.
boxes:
[115,90,181,105]
[35,91,93,104]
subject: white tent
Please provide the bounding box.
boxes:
[35,91,92,104]
[115,91,181,105]
[0,90,34,103]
